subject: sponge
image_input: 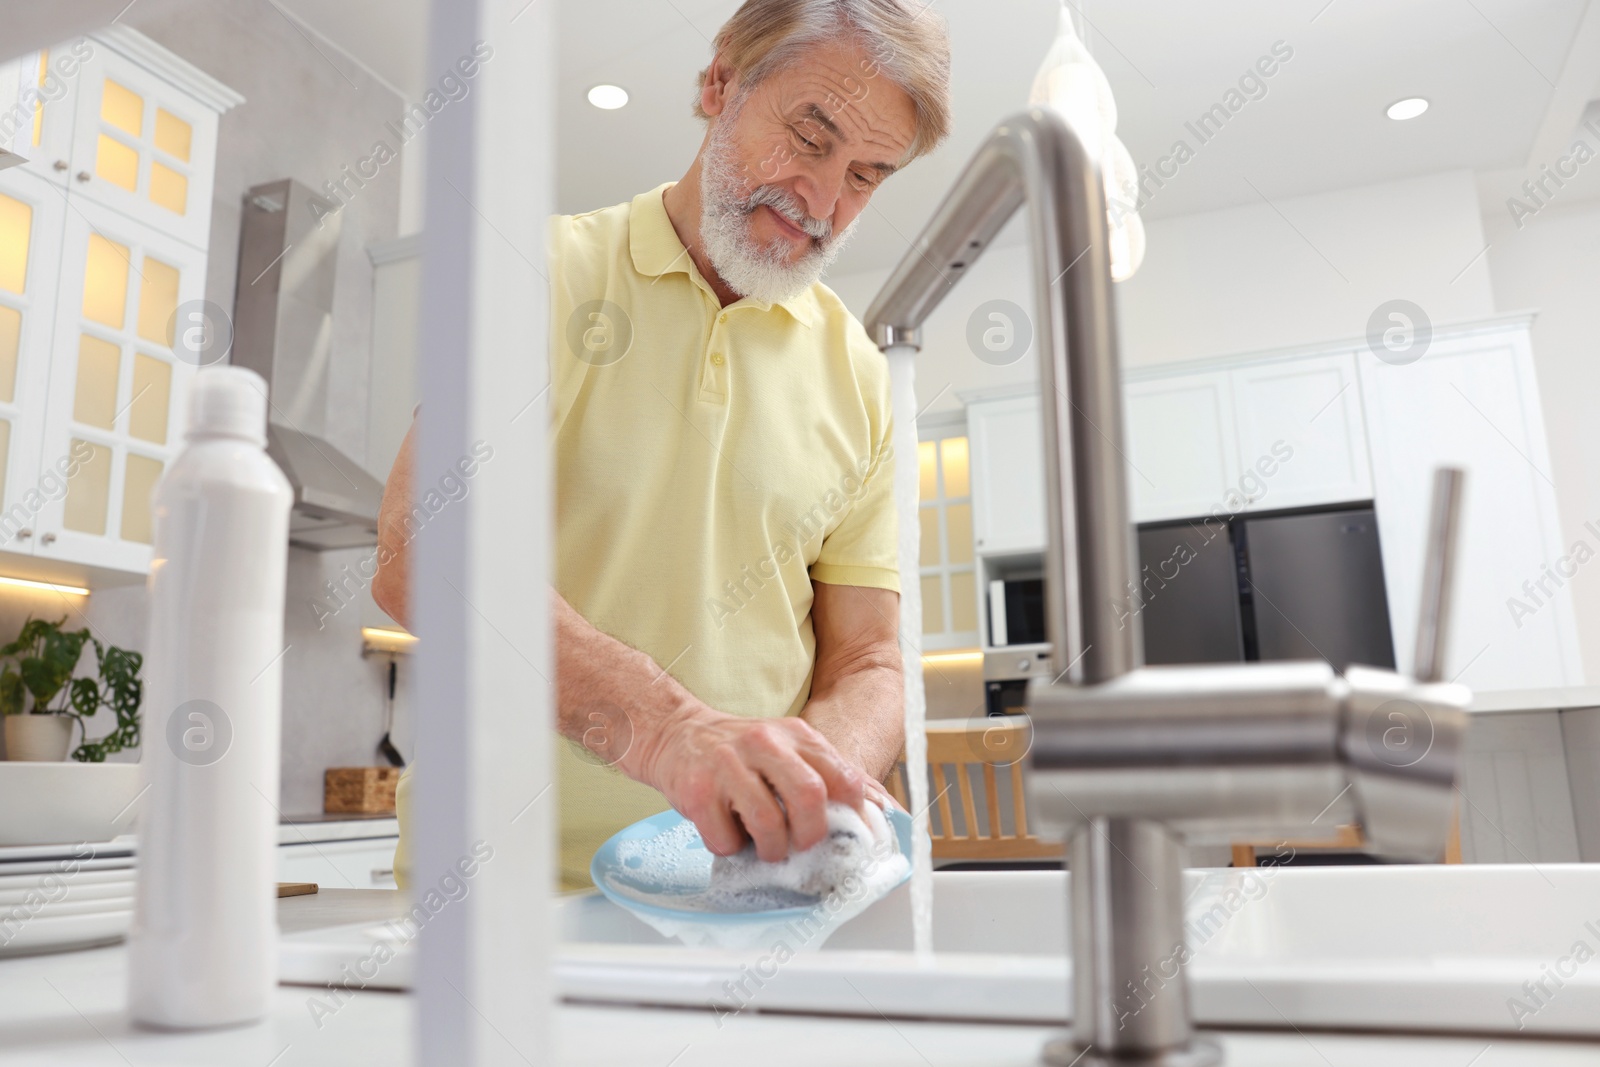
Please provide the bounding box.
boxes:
[708,800,899,905]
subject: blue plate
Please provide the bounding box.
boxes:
[591,807,913,929]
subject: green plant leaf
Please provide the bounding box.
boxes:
[69,676,101,718]
[17,656,66,711]
[0,668,22,717]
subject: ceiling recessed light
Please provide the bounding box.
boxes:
[587,84,629,110]
[1386,97,1429,121]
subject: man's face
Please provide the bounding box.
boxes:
[696,39,919,304]
[716,39,918,261]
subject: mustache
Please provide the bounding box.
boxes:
[744,184,833,242]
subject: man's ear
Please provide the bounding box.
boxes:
[701,54,737,118]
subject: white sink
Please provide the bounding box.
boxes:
[279,864,1600,1036]
[554,864,1600,1037]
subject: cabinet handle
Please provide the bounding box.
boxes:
[14,528,30,540]
[52,160,68,172]
[40,532,56,546]
[75,171,90,183]
[370,867,395,883]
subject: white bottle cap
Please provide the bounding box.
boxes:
[187,366,270,446]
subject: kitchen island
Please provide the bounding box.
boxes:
[0,889,1596,1065]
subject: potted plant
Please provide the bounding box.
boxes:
[0,617,142,762]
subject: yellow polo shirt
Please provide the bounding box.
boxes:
[395,183,900,892]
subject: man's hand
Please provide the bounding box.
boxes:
[641,709,868,861]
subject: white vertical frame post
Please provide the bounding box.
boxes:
[415,1,554,1064]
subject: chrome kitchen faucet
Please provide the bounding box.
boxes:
[865,109,1469,1066]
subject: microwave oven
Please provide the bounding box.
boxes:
[987,577,1047,647]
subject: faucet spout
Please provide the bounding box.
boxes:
[864,108,1138,686]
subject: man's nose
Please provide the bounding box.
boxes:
[792,165,846,228]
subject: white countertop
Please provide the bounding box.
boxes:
[1469,686,1600,713]
[276,816,398,846]
[5,946,1600,1066]
[2,891,1598,1065]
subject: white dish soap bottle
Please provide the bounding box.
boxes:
[129,366,292,1029]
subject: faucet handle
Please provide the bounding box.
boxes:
[1412,467,1465,684]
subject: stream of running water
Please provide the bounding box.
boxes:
[886,344,933,959]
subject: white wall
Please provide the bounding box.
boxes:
[827,214,1041,415]
[1119,169,1497,365]
[1486,199,1600,683]
[826,169,1498,414]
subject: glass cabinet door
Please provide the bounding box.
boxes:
[65,42,219,250]
[9,46,86,189]
[918,429,980,651]
[0,170,68,555]
[35,194,200,573]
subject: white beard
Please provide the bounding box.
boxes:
[698,109,858,305]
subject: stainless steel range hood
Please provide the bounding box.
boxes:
[232,178,383,550]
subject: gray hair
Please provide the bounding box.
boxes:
[695,0,953,162]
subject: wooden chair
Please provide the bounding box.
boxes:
[887,718,1063,863]
[1229,825,1365,868]
[1230,803,1465,867]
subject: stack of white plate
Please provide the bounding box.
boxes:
[0,839,135,957]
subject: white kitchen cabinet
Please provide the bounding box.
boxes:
[967,393,1046,556]
[0,30,238,581]
[957,319,1577,693]
[279,836,400,891]
[1358,318,1582,691]
[1,47,86,185]
[1229,351,1372,512]
[1561,706,1600,862]
[64,31,230,251]
[34,195,206,574]
[0,170,66,552]
[1124,369,1241,523]
[1457,710,1582,864]
[0,55,28,171]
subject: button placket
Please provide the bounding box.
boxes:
[698,306,730,401]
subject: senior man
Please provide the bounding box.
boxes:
[374,0,952,890]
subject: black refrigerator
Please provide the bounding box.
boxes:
[1136,505,1396,672]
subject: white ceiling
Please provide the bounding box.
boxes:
[282,0,1600,275]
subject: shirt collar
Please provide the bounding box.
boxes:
[629,182,817,329]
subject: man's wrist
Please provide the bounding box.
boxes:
[622,694,717,790]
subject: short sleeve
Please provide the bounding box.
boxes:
[810,407,900,594]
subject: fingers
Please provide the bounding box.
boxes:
[724,762,791,862]
[659,713,875,862]
[753,721,867,852]
[788,723,867,812]
[690,795,750,858]
[864,777,905,815]
[752,748,831,853]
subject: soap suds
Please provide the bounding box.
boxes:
[708,801,898,906]
[602,803,909,950]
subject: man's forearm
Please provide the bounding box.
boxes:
[801,658,904,784]
[553,590,705,787]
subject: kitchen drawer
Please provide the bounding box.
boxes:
[277,836,399,890]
